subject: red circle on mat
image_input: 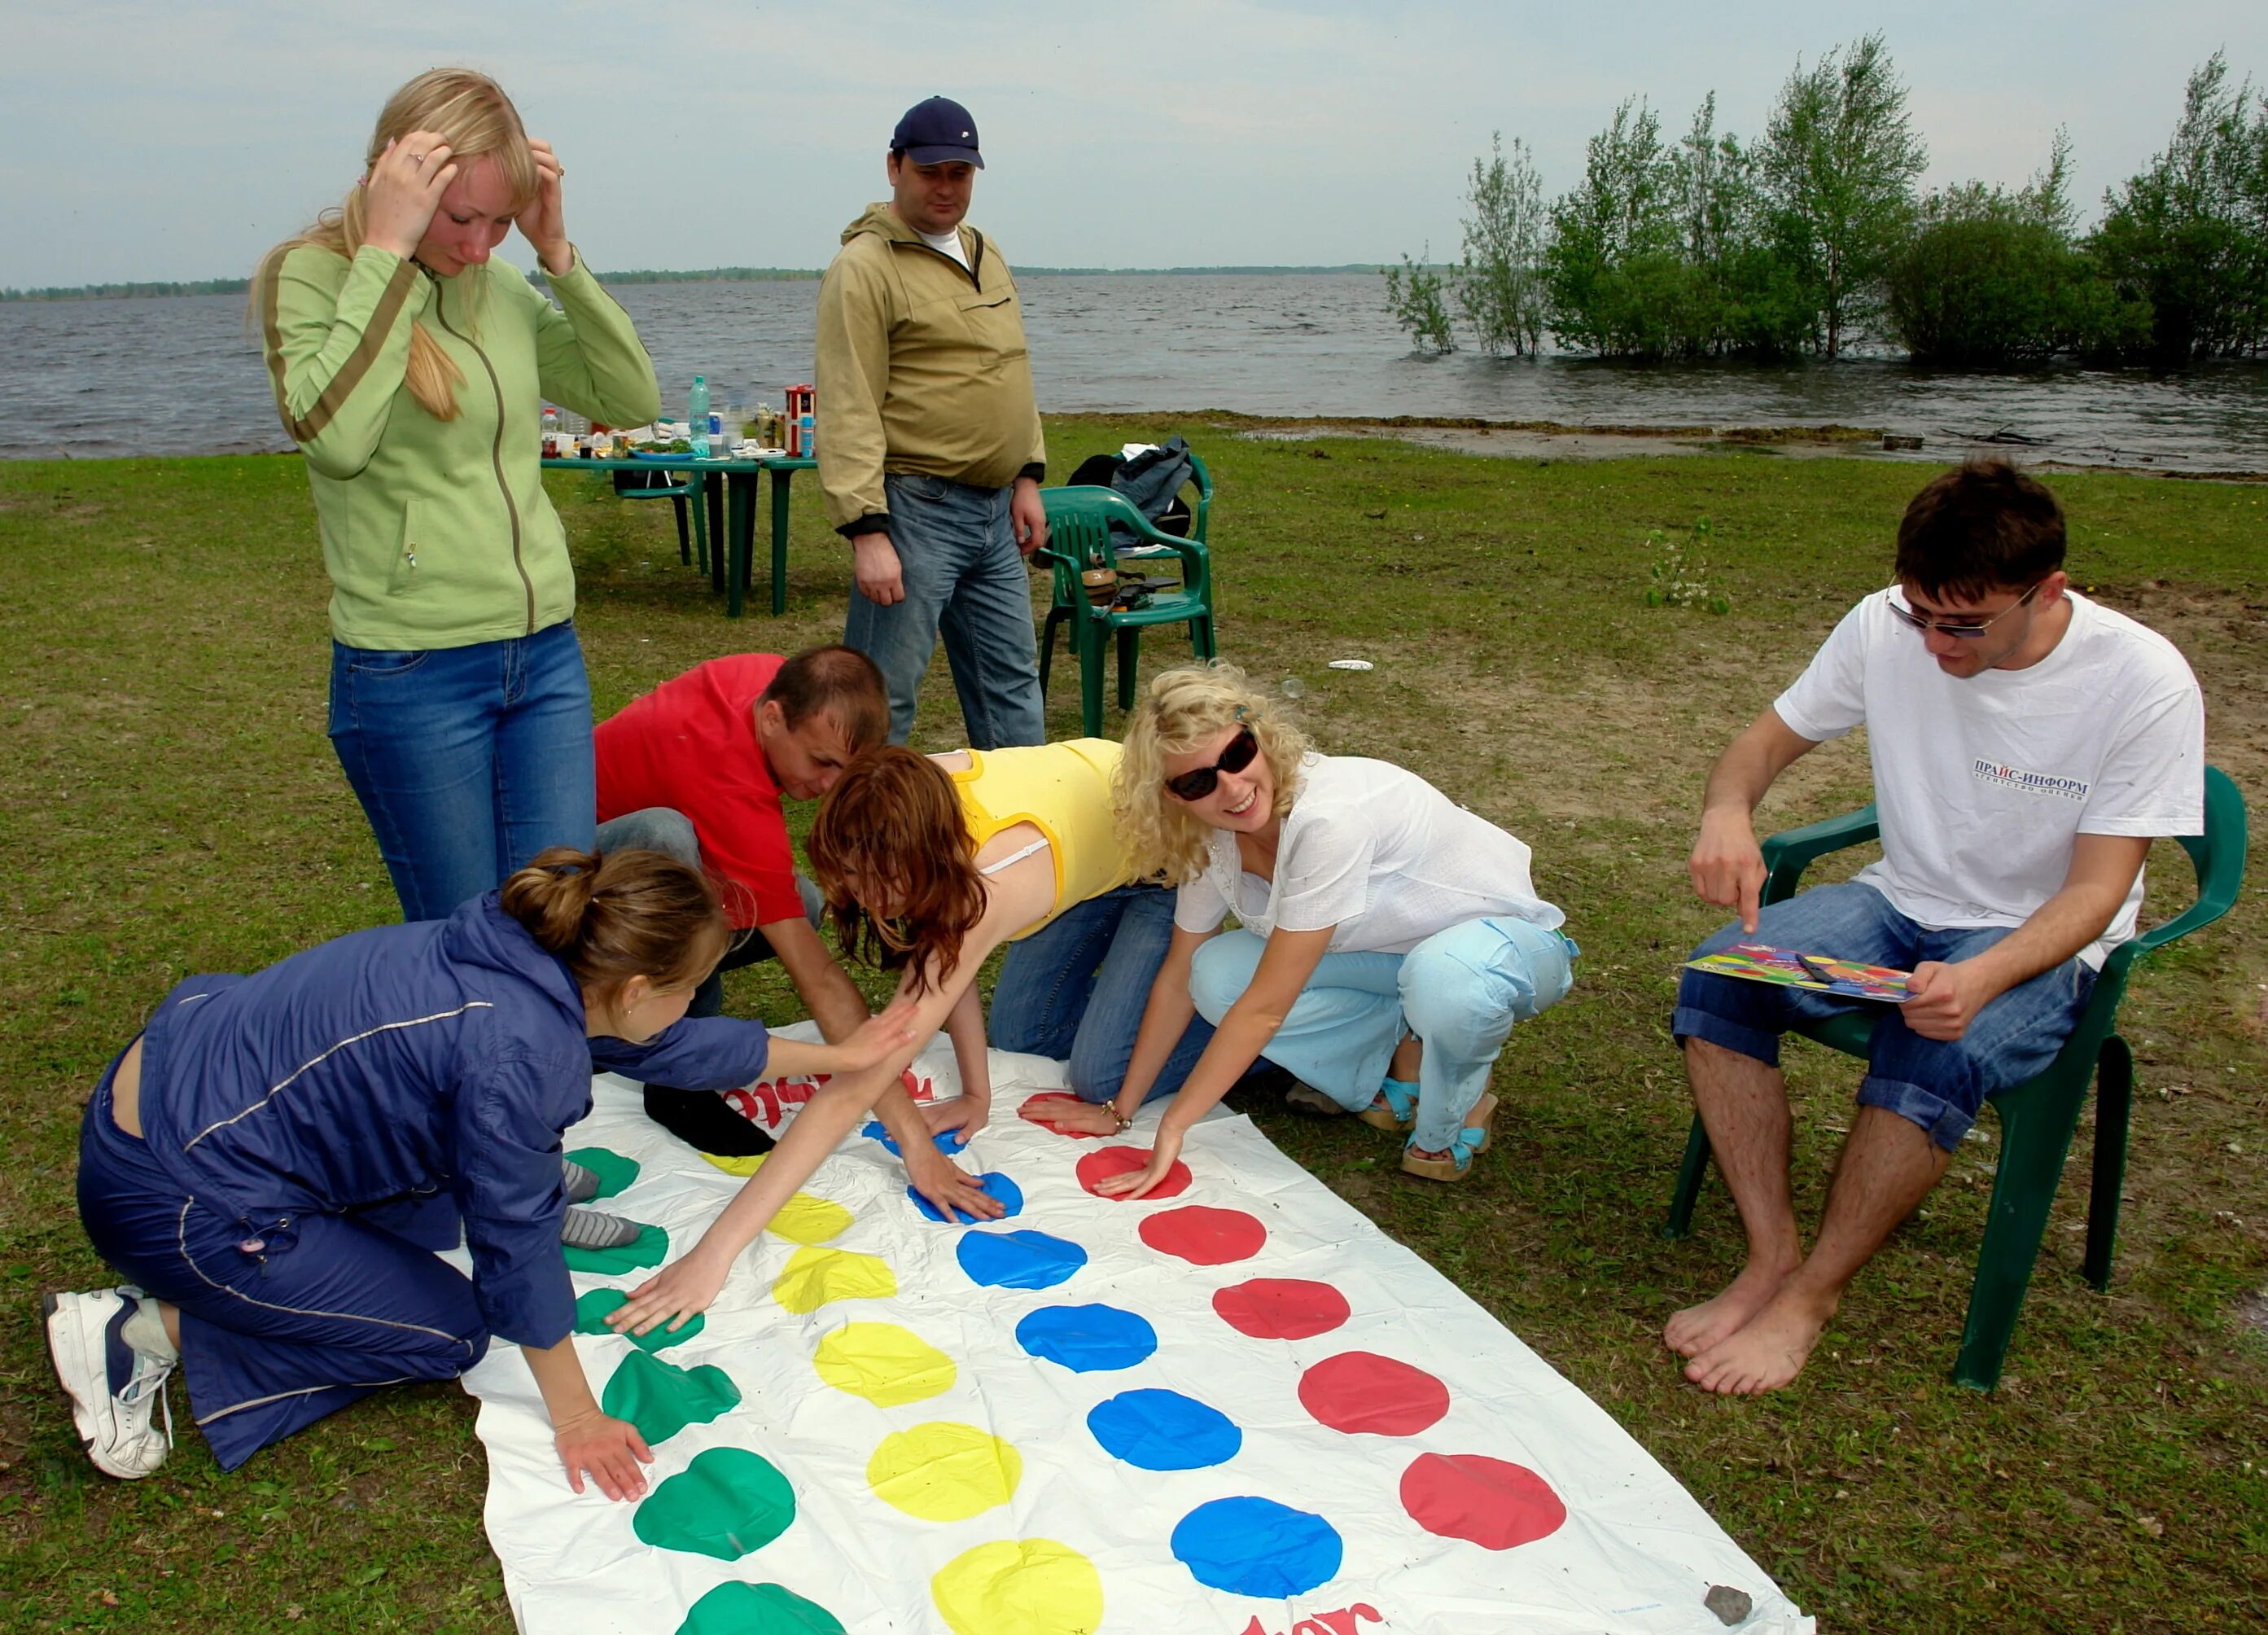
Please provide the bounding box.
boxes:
[1400,1453,1567,1550]
[1138,1206,1266,1265]
[1212,1278,1351,1340]
[1017,1092,1112,1139]
[1298,1351,1450,1436]
[1074,1145,1193,1200]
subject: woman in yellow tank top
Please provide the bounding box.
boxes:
[603,740,1215,1342]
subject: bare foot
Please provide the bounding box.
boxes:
[1663,1260,1795,1358]
[1683,1287,1833,1395]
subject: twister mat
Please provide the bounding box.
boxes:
[462,1037,1813,1634]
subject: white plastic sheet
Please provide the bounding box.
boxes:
[464,1038,1811,1634]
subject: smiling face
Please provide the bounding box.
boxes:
[1161,724,1278,837]
[413,153,517,275]
[887,153,975,237]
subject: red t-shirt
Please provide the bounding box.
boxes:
[595,655,799,929]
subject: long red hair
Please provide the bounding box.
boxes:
[807,747,984,996]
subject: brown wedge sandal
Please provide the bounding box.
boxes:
[1399,1093,1498,1182]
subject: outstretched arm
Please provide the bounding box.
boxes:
[1097,924,1334,1199]
[523,1335,652,1501]
[1689,708,1821,934]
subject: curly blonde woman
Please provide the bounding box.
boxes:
[1077,662,1579,1190]
[256,68,659,923]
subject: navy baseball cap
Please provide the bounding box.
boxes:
[892,96,984,168]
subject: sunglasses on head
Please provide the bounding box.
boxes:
[1164,725,1260,801]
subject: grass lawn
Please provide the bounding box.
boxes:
[1,420,2261,1633]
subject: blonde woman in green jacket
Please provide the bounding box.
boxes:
[256,68,659,923]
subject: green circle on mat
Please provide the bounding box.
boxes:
[576,1287,704,1352]
[634,1447,795,1561]
[564,1146,641,1199]
[602,1348,742,1445]
[675,1580,846,1635]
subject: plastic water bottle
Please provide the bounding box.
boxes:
[707,410,726,457]
[688,375,711,458]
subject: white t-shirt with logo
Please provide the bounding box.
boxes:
[1773,590,2205,967]
[1172,755,1564,954]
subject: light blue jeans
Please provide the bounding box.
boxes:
[326,620,595,923]
[989,885,1214,1103]
[1189,918,1577,1152]
[843,471,1045,749]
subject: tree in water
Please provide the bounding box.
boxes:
[1382,247,1456,353]
[1759,33,1927,357]
[1456,134,1548,357]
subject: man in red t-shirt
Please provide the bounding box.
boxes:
[595,645,889,1153]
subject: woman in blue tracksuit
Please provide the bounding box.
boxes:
[46,846,908,1495]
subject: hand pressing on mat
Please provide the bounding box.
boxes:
[922,1089,991,1142]
[1096,1124,1186,1200]
[1032,1098,1121,1137]
[608,1247,733,1338]
[554,1408,655,1501]
[907,1148,1006,1224]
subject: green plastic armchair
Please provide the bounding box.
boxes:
[1661,765,2247,1391]
[1034,486,1218,737]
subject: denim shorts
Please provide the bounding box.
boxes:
[1671,881,2094,1151]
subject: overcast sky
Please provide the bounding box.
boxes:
[4,1,2264,287]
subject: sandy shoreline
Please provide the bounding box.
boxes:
[1227,415,2268,480]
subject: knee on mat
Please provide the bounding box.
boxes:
[600,807,702,868]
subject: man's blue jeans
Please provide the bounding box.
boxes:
[843,472,1045,749]
[1672,881,2095,1151]
[327,620,596,923]
[989,885,1213,1103]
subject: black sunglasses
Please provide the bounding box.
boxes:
[1164,726,1260,802]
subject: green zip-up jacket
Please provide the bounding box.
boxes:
[259,243,659,649]
[813,204,1046,536]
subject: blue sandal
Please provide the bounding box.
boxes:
[1400,1094,1498,1182]
[1357,1076,1419,1131]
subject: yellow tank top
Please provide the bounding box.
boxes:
[953,739,1133,939]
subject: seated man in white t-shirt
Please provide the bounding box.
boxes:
[1669,459,2205,1396]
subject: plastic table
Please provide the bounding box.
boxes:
[541,454,817,616]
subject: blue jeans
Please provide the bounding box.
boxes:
[1672,881,2095,1151]
[843,472,1045,748]
[989,885,1214,1103]
[592,806,825,1019]
[327,620,596,923]
[1188,918,1577,1153]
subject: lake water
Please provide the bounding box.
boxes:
[7,273,2267,472]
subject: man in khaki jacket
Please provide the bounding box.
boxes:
[815,95,1049,748]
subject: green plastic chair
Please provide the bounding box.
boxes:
[611,466,706,569]
[1661,765,2247,1390]
[1033,485,1218,737]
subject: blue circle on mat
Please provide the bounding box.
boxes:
[1014,1304,1157,1372]
[956,1229,1088,1291]
[1088,1389,1242,1471]
[906,1171,1023,1225]
[1171,1497,1343,1598]
[861,1119,966,1156]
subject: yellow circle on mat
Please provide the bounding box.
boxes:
[772,1247,895,1314]
[768,1193,855,1245]
[699,1149,766,1178]
[815,1323,956,1407]
[930,1539,1103,1635]
[867,1423,1022,1522]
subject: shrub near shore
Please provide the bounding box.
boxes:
[0,425,2261,1632]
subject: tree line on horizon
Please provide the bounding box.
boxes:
[1384,40,2268,369]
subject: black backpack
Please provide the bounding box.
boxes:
[1066,436,1196,546]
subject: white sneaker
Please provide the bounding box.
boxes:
[45,1287,175,1479]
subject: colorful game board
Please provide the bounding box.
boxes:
[1683,943,1912,1003]
[462,1035,1814,1634]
